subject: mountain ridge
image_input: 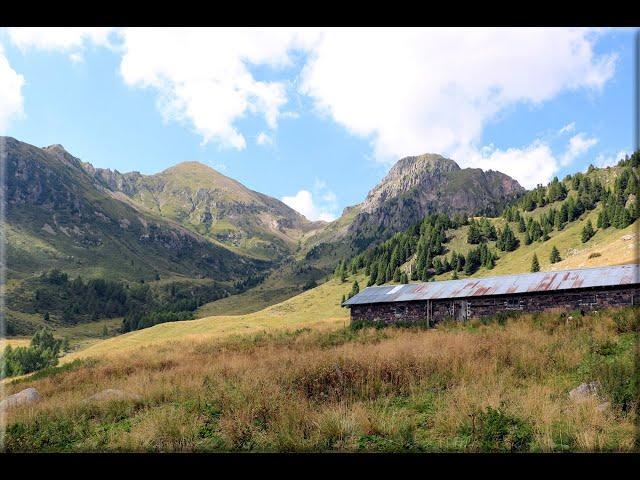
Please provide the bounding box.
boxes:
[81,157,325,261]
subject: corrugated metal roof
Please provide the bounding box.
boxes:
[343,264,640,306]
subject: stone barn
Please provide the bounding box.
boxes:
[343,264,639,327]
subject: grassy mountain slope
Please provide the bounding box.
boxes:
[4,137,266,282]
[62,275,362,362]
[430,209,638,281]
[199,154,526,316]
[86,160,325,261]
[3,137,274,334]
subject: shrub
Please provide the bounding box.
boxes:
[466,406,533,452]
[591,357,638,413]
[611,307,639,334]
[588,252,602,259]
[1,328,65,378]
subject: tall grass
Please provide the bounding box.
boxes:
[2,308,638,452]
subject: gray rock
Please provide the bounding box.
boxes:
[569,382,599,402]
[0,388,41,410]
[596,402,610,412]
[85,389,142,403]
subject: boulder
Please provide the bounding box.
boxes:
[596,402,610,413]
[0,388,41,410]
[569,382,599,402]
[85,389,142,403]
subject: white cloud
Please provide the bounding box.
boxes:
[300,28,616,176]
[595,150,628,168]
[117,28,319,150]
[7,27,116,51]
[282,181,338,222]
[560,132,598,166]
[0,44,25,132]
[3,27,621,189]
[559,122,576,134]
[256,132,273,146]
[457,129,602,189]
[461,141,559,189]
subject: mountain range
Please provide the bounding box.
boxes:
[3,136,538,331]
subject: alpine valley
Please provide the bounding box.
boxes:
[2,137,638,338]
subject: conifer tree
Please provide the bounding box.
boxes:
[353,279,360,294]
[530,253,540,272]
[549,246,561,264]
[581,219,595,243]
[393,267,401,282]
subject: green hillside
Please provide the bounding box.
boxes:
[3,137,271,334]
[340,154,639,287]
[86,160,325,262]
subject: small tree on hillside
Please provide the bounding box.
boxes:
[581,220,595,243]
[400,271,409,284]
[517,216,526,233]
[530,253,540,272]
[549,246,561,264]
[350,280,360,298]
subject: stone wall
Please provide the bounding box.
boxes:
[349,285,640,327]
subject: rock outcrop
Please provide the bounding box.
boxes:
[0,388,41,410]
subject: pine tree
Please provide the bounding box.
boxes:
[497,224,519,252]
[375,263,386,285]
[350,280,360,297]
[452,270,459,280]
[517,216,526,233]
[393,267,401,282]
[530,253,540,272]
[549,246,561,264]
[467,220,482,244]
[400,271,409,284]
[340,266,347,283]
[581,219,595,243]
[410,266,418,281]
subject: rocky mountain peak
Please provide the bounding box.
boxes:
[349,152,524,249]
[362,154,461,214]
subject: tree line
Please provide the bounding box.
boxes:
[10,269,229,333]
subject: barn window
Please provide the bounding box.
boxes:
[579,294,598,306]
[394,305,408,317]
[504,298,524,310]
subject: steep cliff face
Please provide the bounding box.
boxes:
[3,137,268,281]
[347,153,524,248]
[84,161,325,261]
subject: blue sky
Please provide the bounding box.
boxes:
[0,28,636,221]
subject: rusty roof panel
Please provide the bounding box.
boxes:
[343,264,639,306]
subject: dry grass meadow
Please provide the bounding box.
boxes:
[2,307,638,453]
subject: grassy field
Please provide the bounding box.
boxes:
[3,307,637,452]
[59,275,361,363]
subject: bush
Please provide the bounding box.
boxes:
[1,328,65,378]
[592,357,638,413]
[611,307,639,334]
[464,406,533,452]
[302,279,318,291]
